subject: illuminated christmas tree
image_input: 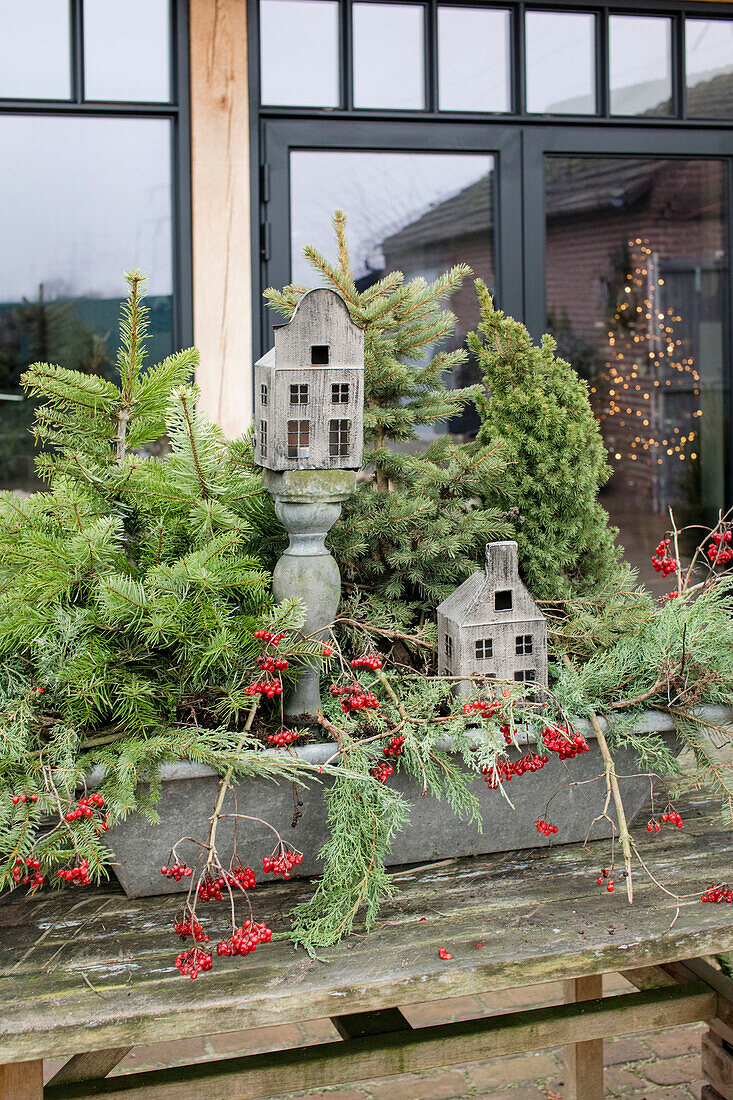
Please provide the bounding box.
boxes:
[592,237,701,512]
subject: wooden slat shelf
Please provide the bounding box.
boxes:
[0,793,732,1098]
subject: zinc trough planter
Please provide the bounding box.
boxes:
[101,707,726,899]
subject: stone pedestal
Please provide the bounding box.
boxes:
[263,468,356,719]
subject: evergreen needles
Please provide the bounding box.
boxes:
[469,285,621,601]
[0,273,289,886]
[265,212,509,645]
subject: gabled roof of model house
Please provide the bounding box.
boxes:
[437,542,544,627]
[255,288,363,373]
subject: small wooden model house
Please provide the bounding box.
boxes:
[254,288,364,472]
[436,541,548,699]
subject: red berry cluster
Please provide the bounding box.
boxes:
[482,752,549,789]
[57,860,91,885]
[216,920,272,957]
[543,726,589,760]
[160,862,193,881]
[383,735,405,757]
[267,729,299,747]
[175,946,212,979]
[197,865,257,901]
[174,915,209,942]
[701,883,733,903]
[330,683,379,713]
[258,655,289,673]
[253,629,286,645]
[463,699,500,717]
[12,856,44,890]
[350,653,382,671]
[11,793,38,805]
[596,868,615,892]
[370,761,394,783]
[322,644,333,656]
[245,678,283,698]
[534,818,558,836]
[707,530,733,565]
[652,539,678,577]
[64,792,106,824]
[661,809,683,828]
[646,818,661,832]
[262,846,302,880]
[438,947,452,960]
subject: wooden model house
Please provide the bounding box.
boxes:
[253,288,364,472]
[436,542,548,699]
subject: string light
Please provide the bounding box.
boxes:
[593,239,699,511]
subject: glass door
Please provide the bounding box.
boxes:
[520,128,731,591]
[260,121,523,384]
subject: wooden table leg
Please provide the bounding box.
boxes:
[0,1060,43,1100]
[562,975,604,1100]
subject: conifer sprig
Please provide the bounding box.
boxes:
[265,212,509,640]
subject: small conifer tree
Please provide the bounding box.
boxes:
[265,213,508,643]
[469,283,621,601]
[0,272,303,887]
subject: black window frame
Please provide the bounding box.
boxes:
[249,0,733,509]
[0,0,192,354]
[475,637,494,659]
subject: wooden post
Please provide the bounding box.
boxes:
[0,1060,43,1100]
[189,0,254,439]
[562,975,604,1100]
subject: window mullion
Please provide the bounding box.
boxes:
[342,0,353,112]
[70,0,84,103]
[676,12,686,119]
[597,5,609,117]
[426,0,438,114]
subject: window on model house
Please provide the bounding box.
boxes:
[515,634,533,655]
[332,383,350,403]
[311,344,330,364]
[287,419,310,458]
[289,383,309,405]
[260,384,268,406]
[475,638,493,659]
[495,590,513,611]
[259,420,268,458]
[444,634,453,662]
[329,418,351,457]
[514,669,536,683]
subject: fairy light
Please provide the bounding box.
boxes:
[592,238,701,512]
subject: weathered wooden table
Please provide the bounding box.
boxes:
[1,793,732,1100]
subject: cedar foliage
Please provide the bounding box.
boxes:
[469,285,621,601]
[264,212,509,644]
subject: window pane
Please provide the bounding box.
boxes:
[610,15,672,116]
[290,150,494,435]
[438,6,511,113]
[0,116,174,490]
[545,156,727,592]
[260,0,339,107]
[0,0,70,99]
[353,3,424,110]
[525,11,596,115]
[686,18,733,119]
[84,0,170,102]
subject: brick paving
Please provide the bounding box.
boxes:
[43,973,708,1097]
